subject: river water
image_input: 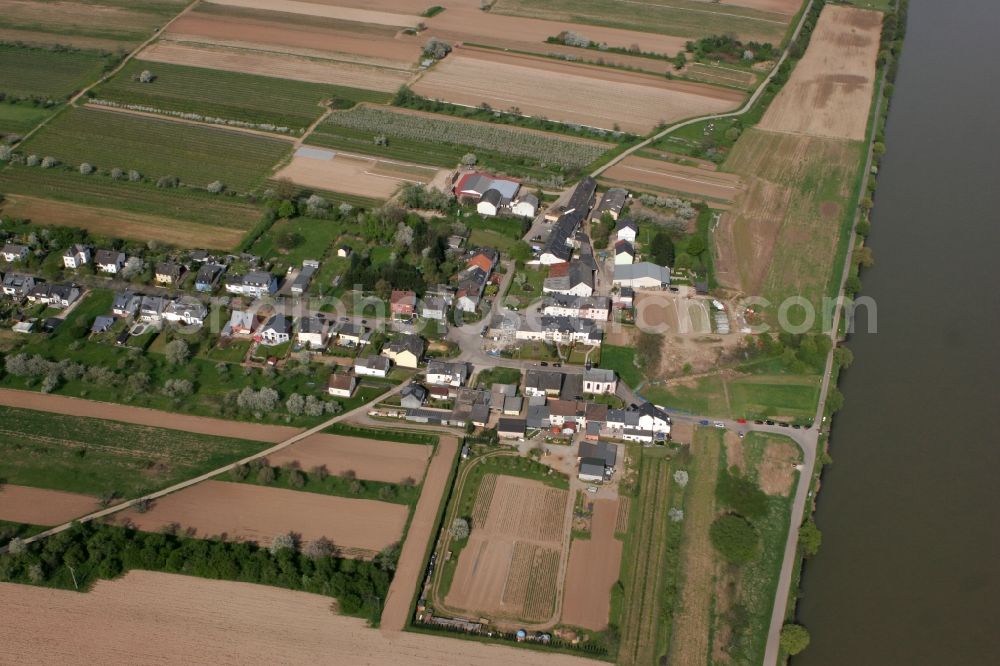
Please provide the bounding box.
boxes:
[794,1,1000,664]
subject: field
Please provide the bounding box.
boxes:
[16,107,292,190]
[265,433,431,485]
[561,498,623,630]
[310,104,611,171]
[140,40,412,91]
[617,452,682,666]
[118,480,408,556]
[93,59,388,130]
[202,0,421,27]
[600,345,643,389]
[603,154,744,204]
[445,474,568,624]
[0,104,51,139]
[715,129,865,315]
[643,371,820,422]
[0,484,97,526]
[0,389,301,443]
[757,5,883,141]
[412,48,744,134]
[0,404,269,498]
[0,0,188,49]
[491,0,794,43]
[0,571,597,665]
[274,146,445,200]
[0,44,113,100]
[665,428,722,666]
[248,215,349,273]
[0,190,252,249]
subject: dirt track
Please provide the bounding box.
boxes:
[380,436,459,631]
[758,4,882,141]
[561,498,622,631]
[0,571,597,665]
[0,485,96,526]
[268,433,432,485]
[118,480,407,555]
[0,389,301,443]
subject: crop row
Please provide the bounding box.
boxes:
[320,106,610,168]
[19,107,291,190]
[0,44,115,100]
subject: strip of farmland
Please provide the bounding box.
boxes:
[0,0,188,49]
[0,485,97,526]
[603,154,744,203]
[0,44,116,100]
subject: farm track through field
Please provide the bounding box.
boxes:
[83,103,297,142]
[619,458,673,666]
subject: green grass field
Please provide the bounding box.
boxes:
[0,104,52,138]
[0,44,113,99]
[94,60,390,130]
[600,345,644,389]
[17,107,292,190]
[309,106,610,176]
[492,0,791,44]
[249,216,348,274]
[643,371,819,422]
[0,405,267,498]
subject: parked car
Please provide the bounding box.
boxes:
[737,418,747,424]
[540,361,548,366]
[699,419,710,426]
[714,421,725,428]
[553,362,561,367]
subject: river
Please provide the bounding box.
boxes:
[794,1,1000,664]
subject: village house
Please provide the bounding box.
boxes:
[578,441,619,482]
[195,263,226,293]
[420,295,447,321]
[1,244,29,263]
[612,262,671,289]
[604,403,671,443]
[591,188,628,222]
[400,383,428,409]
[112,291,141,318]
[336,323,371,347]
[91,315,114,334]
[542,260,594,297]
[162,297,208,326]
[95,250,126,274]
[498,417,527,440]
[139,295,166,323]
[614,239,636,265]
[614,286,635,309]
[226,271,277,298]
[426,360,469,387]
[541,294,611,321]
[614,218,638,243]
[290,263,317,296]
[27,283,80,309]
[62,244,90,269]
[257,314,291,346]
[327,373,357,398]
[428,384,452,402]
[154,262,184,286]
[454,248,498,313]
[2,273,34,299]
[511,193,539,218]
[296,316,328,350]
[583,368,618,395]
[382,334,425,369]
[390,290,417,318]
[355,355,390,378]
[524,369,564,397]
[224,309,256,337]
[511,314,603,346]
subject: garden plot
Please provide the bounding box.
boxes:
[119,480,408,556]
[412,49,743,134]
[562,498,623,631]
[446,474,568,624]
[274,146,445,200]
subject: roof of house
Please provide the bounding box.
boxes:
[613,262,671,284]
[356,355,390,371]
[526,404,550,428]
[593,188,628,218]
[560,373,584,401]
[614,218,638,233]
[515,193,539,207]
[243,271,273,286]
[427,360,468,379]
[497,417,526,433]
[261,314,290,333]
[455,173,520,201]
[91,315,114,333]
[503,395,523,413]
[155,262,183,278]
[585,402,609,422]
[63,244,89,257]
[564,177,597,216]
[401,383,428,401]
[196,262,225,283]
[228,309,255,329]
[579,441,618,468]
[94,249,124,264]
[470,403,490,424]
[328,374,355,390]
[480,188,503,207]
[391,290,417,307]
[298,316,325,334]
[525,369,563,392]
[615,239,635,255]
[422,296,447,312]
[548,398,580,417]
[585,368,616,384]
[337,322,368,337]
[579,459,607,477]
[140,295,166,312]
[387,334,425,357]
[165,297,207,319]
[543,294,610,311]
[2,243,28,254]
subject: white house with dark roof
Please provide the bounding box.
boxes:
[327,373,357,398]
[614,239,635,265]
[592,188,628,222]
[257,314,291,346]
[355,355,390,377]
[583,368,617,394]
[95,250,126,274]
[612,262,670,289]
[139,295,166,323]
[426,360,469,387]
[614,218,638,243]
[62,244,90,269]
[511,193,538,218]
[297,316,328,350]
[112,291,140,318]
[162,297,207,326]
[1,244,29,263]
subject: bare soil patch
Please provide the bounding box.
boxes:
[143,41,412,89]
[165,13,420,68]
[412,48,743,133]
[724,430,746,474]
[0,195,246,250]
[119,480,407,555]
[0,485,96,525]
[757,438,798,496]
[0,571,596,664]
[380,436,459,631]
[275,146,445,199]
[722,0,803,14]
[561,498,623,630]
[758,5,882,141]
[205,0,420,26]
[446,475,568,622]
[267,433,430,485]
[0,389,301,442]
[604,155,743,203]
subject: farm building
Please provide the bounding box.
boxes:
[614,218,638,243]
[583,368,617,395]
[327,373,357,398]
[477,188,503,217]
[382,334,425,369]
[612,262,671,289]
[543,261,594,297]
[614,240,635,265]
[1,244,29,262]
[400,383,428,409]
[498,417,527,440]
[257,315,291,346]
[578,441,619,482]
[62,244,90,269]
[512,193,539,218]
[592,188,629,222]
[454,173,521,216]
[355,355,390,377]
[94,250,125,274]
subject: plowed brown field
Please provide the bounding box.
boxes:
[0,485,96,526]
[758,5,882,141]
[561,498,623,630]
[275,146,445,199]
[413,49,743,133]
[604,155,744,203]
[118,480,407,555]
[0,571,597,664]
[204,0,420,26]
[267,433,431,484]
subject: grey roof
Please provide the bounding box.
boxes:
[91,315,114,333]
[564,177,597,216]
[2,243,28,255]
[422,296,447,312]
[579,459,607,477]
[614,217,638,233]
[480,188,503,206]
[544,261,593,293]
[497,417,526,433]
[526,404,550,428]
[459,174,519,202]
[298,316,325,334]
[503,395,523,414]
[356,355,390,371]
[338,322,368,337]
[593,188,628,218]
[615,239,635,255]
[196,262,225,284]
[560,373,584,401]
[388,334,425,357]
[585,368,616,384]
[261,314,290,333]
[155,262,182,279]
[470,403,490,424]
[244,271,273,287]
[579,441,618,468]
[165,297,207,319]
[525,369,563,393]
[613,262,671,284]
[401,383,428,402]
[516,193,539,206]
[95,249,124,265]
[543,294,610,312]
